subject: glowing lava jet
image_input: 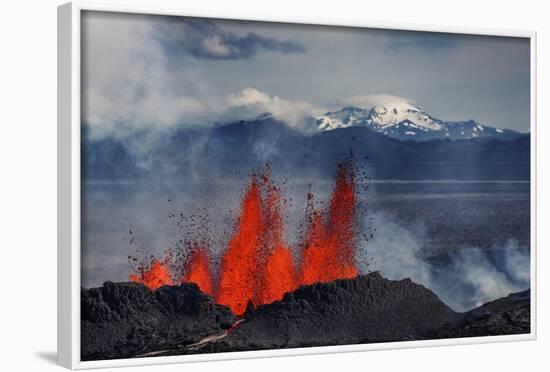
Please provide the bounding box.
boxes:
[130,158,359,316]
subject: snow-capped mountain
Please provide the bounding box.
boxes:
[316,103,522,141]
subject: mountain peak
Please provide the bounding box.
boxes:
[367,102,442,130]
[317,106,369,131]
[316,104,521,141]
[317,102,442,132]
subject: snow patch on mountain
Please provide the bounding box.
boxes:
[368,102,443,130]
[316,107,369,130]
[316,103,522,141]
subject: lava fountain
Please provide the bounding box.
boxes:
[216,179,264,315]
[183,244,214,297]
[129,258,173,290]
[252,166,297,308]
[301,159,358,285]
[130,157,360,315]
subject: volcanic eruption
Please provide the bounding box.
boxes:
[130,156,359,315]
[89,154,531,361]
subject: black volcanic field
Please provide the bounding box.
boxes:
[81,274,530,361]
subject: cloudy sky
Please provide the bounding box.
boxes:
[81,11,531,135]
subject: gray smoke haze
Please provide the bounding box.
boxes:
[363,212,530,311]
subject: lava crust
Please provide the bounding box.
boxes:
[81,273,530,360]
[81,281,236,360]
[208,272,458,352]
[422,289,530,339]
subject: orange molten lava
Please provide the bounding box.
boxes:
[300,162,357,284]
[129,158,359,316]
[321,161,358,280]
[183,246,214,297]
[254,168,297,307]
[216,179,264,315]
[256,245,296,305]
[300,210,329,285]
[129,259,173,290]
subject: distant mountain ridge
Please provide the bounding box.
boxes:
[82,115,530,182]
[316,102,523,141]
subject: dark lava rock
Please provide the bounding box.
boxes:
[208,272,459,352]
[81,274,531,360]
[81,281,236,361]
[422,290,530,339]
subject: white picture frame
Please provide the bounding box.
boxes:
[58,1,537,369]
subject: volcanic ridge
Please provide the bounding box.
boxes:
[81,272,530,361]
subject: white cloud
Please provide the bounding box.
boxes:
[340,94,414,109]
[225,87,322,129]
[226,87,271,106]
[202,35,232,58]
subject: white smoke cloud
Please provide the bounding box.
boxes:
[81,12,214,140]
[362,212,530,312]
[441,241,531,309]
[364,212,432,286]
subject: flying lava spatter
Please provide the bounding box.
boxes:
[130,158,359,315]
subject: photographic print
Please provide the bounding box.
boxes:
[79,10,531,361]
